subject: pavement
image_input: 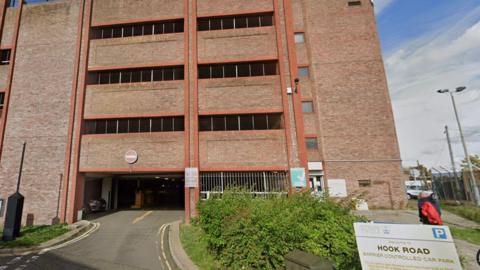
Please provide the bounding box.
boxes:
[355,209,480,270]
[0,210,184,270]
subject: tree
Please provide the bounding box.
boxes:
[461,154,480,170]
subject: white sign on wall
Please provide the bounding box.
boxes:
[185,167,199,188]
[124,150,138,164]
[354,223,462,270]
[327,179,347,197]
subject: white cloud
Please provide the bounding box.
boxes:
[385,8,480,169]
[373,0,396,15]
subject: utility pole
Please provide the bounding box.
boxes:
[444,126,462,196]
[437,87,480,206]
[449,92,480,205]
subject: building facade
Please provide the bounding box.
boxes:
[0,0,404,225]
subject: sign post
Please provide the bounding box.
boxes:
[354,223,462,270]
[185,168,199,188]
[2,142,27,241]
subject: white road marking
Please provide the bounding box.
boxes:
[156,223,172,270]
[39,222,100,255]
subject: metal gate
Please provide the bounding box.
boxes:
[200,171,289,199]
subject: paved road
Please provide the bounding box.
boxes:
[0,210,184,270]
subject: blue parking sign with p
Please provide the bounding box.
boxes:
[432,228,447,239]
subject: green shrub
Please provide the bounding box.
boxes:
[196,191,363,269]
[442,202,480,223]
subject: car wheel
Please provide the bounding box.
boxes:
[407,194,412,200]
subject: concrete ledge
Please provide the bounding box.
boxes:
[0,220,93,256]
[169,220,199,270]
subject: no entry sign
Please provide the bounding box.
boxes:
[354,223,462,270]
[124,150,138,164]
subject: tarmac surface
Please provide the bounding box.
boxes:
[0,210,184,270]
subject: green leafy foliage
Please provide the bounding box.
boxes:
[195,191,363,269]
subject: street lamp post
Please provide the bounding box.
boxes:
[437,87,480,206]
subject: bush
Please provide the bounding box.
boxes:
[442,202,480,223]
[196,191,363,269]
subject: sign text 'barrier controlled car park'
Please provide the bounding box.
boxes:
[354,223,462,270]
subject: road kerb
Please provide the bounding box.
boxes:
[0,220,95,256]
[168,220,199,270]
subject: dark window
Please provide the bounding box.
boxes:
[239,115,254,130]
[102,28,112,39]
[151,118,162,132]
[110,71,120,84]
[112,27,122,38]
[224,64,236,77]
[84,121,96,134]
[268,114,282,129]
[198,66,211,79]
[348,1,362,6]
[198,18,210,31]
[121,70,131,83]
[99,72,110,84]
[163,68,174,80]
[235,16,247,28]
[211,65,223,78]
[264,62,277,75]
[222,17,234,29]
[260,14,273,26]
[199,117,212,131]
[129,118,140,133]
[199,114,282,132]
[133,25,143,36]
[106,120,117,133]
[164,22,175,33]
[358,179,372,187]
[302,101,314,113]
[163,117,173,131]
[123,25,133,37]
[198,61,277,79]
[118,119,128,133]
[96,120,107,134]
[84,117,184,135]
[306,137,318,150]
[143,24,153,35]
[140,118,151,132]
[154,23,164,34]
[212,116,226,131]
[226,115,239,130]
[197,13,273,31]
[247,16,260,27]
[90,19,184,40]
[131,70,142,83]
[88,66,184,85]
[141,69,152,82]
[237,63,251,77]
[210,18,222,30]
[254,114,268,130]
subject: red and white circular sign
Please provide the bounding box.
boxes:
[124,150,138,164]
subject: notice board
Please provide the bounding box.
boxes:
[354,223,462,270]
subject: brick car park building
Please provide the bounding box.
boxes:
[0,0,404,225]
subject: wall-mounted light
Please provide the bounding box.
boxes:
[294,78,299,93]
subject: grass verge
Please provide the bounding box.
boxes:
[0,224,70,249]
[450,227,480,245]
[180,224,220,270]
[442,203,480,224]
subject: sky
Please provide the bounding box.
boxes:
[374,0,480,170]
